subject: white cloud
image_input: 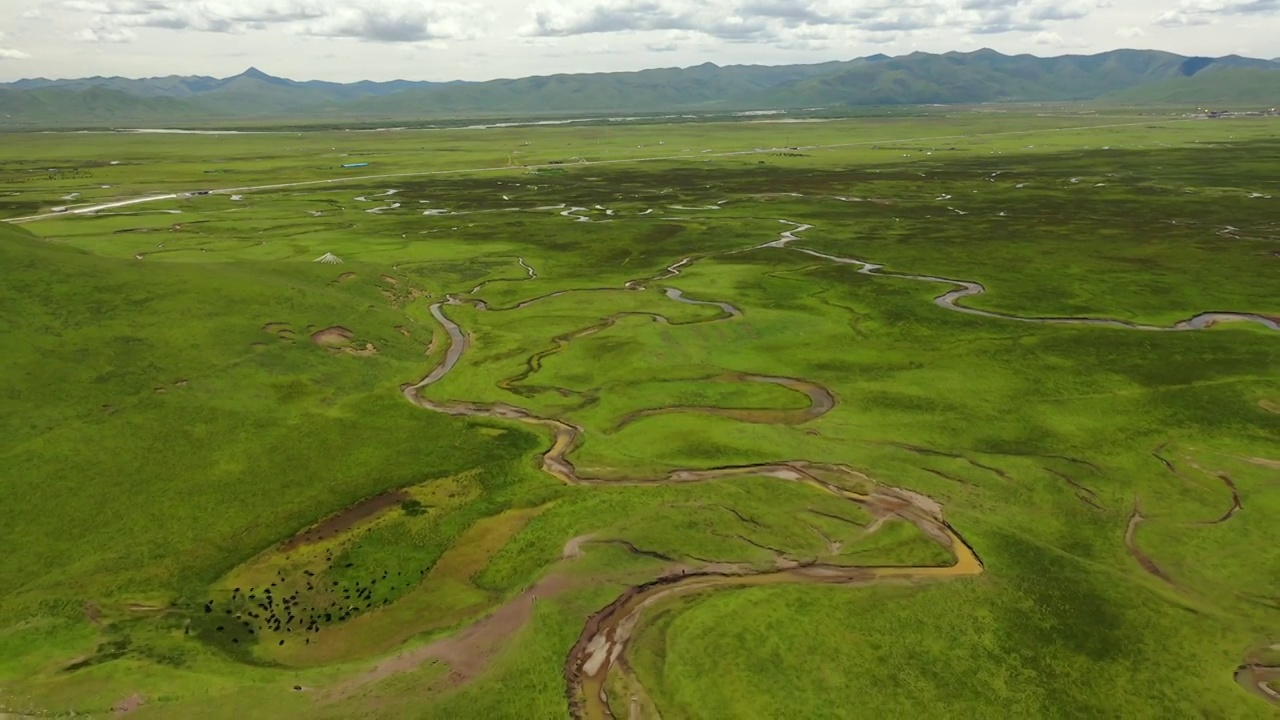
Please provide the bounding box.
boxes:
[76,24,138,42]
[305,3,486,42]
[520,0,1113,44]
[1,0,1276,84]
[1028,29,1091,48]
[1151,0,1279,26]
[0,48,32,59]
[1152,10,1211,26]
[59,0,483,44]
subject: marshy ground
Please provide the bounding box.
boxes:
[1,110,1277,717]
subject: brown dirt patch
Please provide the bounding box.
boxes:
[329,571,578,700]
[83,601,103,626]
[380,275,399,286]
[563,534,593,559]
[1210,473,1242,524]
[271,504,536,668]
[343,343,380,357]
[395,325,411,337]
[311,326,355,348]
[126,603,167,614]
[114,693,145,716]
[1125,505,1177,587]
[262,322,291,333]
[280,490,408,552]
[1260,399,1280,414]
[336,272,357,283]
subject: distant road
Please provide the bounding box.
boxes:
[5,119,1187,225]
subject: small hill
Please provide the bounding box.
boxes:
[753,49,1266,107]
[0,86,210,128]
[1105,67,1280,107]
[357,61,844,115]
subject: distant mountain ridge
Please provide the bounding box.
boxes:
[3,48,1278,128]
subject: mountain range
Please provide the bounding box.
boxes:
[3,48,1278,129]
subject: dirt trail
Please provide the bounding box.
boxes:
[329,572,580,700]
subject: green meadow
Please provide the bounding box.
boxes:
[1,110,1277,718]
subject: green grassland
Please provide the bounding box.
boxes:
[0,110,1277,718]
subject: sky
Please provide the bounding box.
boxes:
[0,0,1277,82]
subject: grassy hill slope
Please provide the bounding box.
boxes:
[1105,67,1280,106]
[1,49,1278,127]
[0,222,529,683]
[0,86,211,126]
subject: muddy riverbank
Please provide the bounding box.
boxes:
[402,276,981,719]
[396,214,1272,716]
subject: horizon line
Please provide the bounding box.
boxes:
[5,45,1271,86]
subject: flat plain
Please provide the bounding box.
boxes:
[1,109,1278,718]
